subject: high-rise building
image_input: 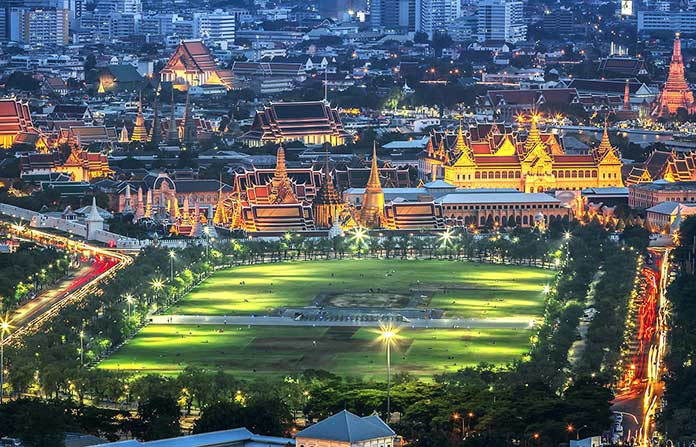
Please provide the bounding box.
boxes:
[10,7,69,45]
[476,0,526,43]
[638,10,696,34]
[542,9,573,34]
[416,0,460,37]
[95,0,141,14]
[370,0,416,31]
[193,10,236,43]
[448,13,477,42]
[0,0,23,39]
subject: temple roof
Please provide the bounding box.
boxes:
[242,101,350,142]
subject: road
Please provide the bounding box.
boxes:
[1,226,131,346]
[611,248,670,446]
[151,314,536,329]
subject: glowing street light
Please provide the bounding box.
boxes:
[564,231,572,241]
[79,329,85,367]
[169,250,176,281]
[151,278,164,304]
[0,312,13,404]
[124,293,134,316]
[379,325,397,419]
[440,229,453,247]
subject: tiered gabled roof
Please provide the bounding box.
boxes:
[161,40,233,88]
[165,40,219,74]
[664,152,696,182]
[242,101,350,144]
[0,99,39,147]
[625,149,674,184]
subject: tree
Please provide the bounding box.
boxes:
[5,72,41,91]
[414,32,429,44]
[193,401,245,434]
[134,396,181,441]
[0,399,68,447]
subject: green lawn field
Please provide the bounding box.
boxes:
[99,260,552,379]
[99,324,533,379]
[169,259,553,321]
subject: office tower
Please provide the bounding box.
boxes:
[193,10,236,43]
[416,0,460,37]
[9,6,69,45]
[476,0,526,43]
[370,0,415,31]
[95,0,141,14]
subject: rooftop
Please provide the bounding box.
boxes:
[436,192,562,204]
[295,410,394,443]
[95,428,292,447]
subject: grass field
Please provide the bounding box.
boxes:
[169,259,553,321]
[100,260,552,379]
[99,324,533,379]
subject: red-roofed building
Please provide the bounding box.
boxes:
[420,120,623,192]
[160,40,233,91]
[241,101,351,147]
[57,147,112,181]
[0,99,40,148]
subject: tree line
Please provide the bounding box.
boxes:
[0,224,647,447]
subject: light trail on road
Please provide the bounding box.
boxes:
[612,248,671,447]
[0,226,131,347]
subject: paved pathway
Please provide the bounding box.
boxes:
[151,314,536,329]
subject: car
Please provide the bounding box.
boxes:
[614,423,624,435]
[1,438,23,447]
[614,413,624,423]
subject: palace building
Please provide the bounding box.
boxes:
[653,34,696,117]
[160,40,234,91]
[241,101,351,147]
[419,118,623,192]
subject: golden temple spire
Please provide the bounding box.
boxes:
[213,174,229,224]
[523,113,542,152]
[131,91,148,142]
[597,121,621,162]
[366,141,382,190]
[359,142,385,228]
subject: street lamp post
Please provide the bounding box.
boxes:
[169,251,176,282]
[380,328,395,420]
[125,294,133,317]
[79,329,84,367]
[151,279,164,306]
[0,313,13,404]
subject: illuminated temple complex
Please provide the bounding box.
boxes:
[241,101,351,147]
[653,34,696,118]
[0,99,45,149]
[626,149,696,184]
[419,118,624,192]
[160,40,234,91]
